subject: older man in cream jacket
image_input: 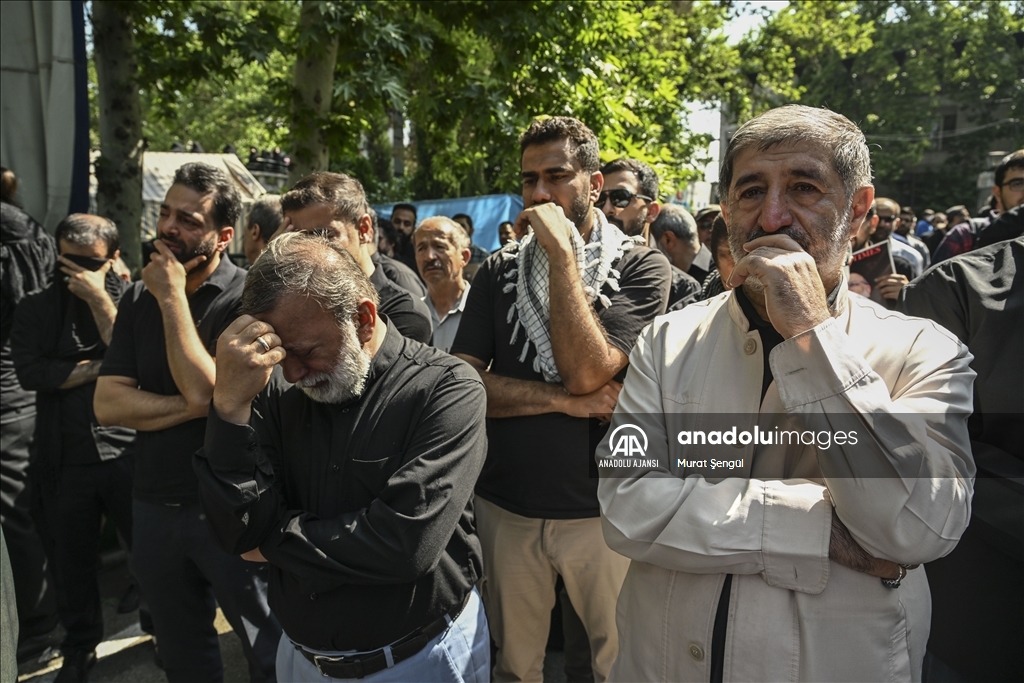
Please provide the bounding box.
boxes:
[597,106,975,683]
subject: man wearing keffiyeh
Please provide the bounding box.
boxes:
[451,117,672,683]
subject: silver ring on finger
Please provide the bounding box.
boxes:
[255,336,271,353]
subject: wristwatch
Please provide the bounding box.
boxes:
[880,564,911,589]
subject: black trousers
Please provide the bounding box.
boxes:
[55,457,135,654]
[131,499,280,683]
[0,414,58,642]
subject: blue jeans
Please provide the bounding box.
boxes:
[277,588,489,683]
[131,499,281,682]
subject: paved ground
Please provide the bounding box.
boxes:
[16,559,569,682]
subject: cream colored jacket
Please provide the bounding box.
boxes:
[597,287,975,683]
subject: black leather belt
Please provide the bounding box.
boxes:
[293,593,471,679]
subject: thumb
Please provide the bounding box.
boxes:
[182,254,208,272]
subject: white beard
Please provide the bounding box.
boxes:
[296,320,372,404]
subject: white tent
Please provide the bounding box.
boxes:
[90,151,267,255]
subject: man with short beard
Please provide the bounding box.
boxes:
[194,232,490,682]
[95,163,280,682]
[597,105,975,682]
[452,117,671,683]
[598,158,660,240]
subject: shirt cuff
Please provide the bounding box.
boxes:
[769,317,875,410]
[203,403,261,474]
[760,481,831,594]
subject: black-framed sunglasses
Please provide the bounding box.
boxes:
[1001,178,1024,192]
[598,188,653,208]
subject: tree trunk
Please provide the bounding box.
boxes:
[92,1,144,274]
[288,0,340,186]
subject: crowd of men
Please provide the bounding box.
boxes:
[0,109,1021,683]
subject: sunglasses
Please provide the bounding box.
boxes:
[598,189,653,208]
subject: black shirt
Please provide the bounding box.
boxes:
[1,203,56,417]
[193,321,486,651]
[100,255,246,504]
[372,251,426,298]
[667,265,701,311]
[12,270,135,470]
[451,244,671,519]
[369,264,433,343]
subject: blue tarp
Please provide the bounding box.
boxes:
[374,194,524,252]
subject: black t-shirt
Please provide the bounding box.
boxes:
[667,265,701,311]
[100,256,246,504]
[372,251,426,298]
[370,265,433,343]
[451,244,671,518]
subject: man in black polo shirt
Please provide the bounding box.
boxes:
[11,214,135,682]
[194,233,488,681]
[94,163,280,682]
[278,172,433,343]
[451,116,671,682]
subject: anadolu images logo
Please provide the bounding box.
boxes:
[608,424,648,458]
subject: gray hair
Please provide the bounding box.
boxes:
[416,216,471,251]
[55,214,119,256]
[650,204,699,248]
[242,232,378,326]
[719,105,872,203]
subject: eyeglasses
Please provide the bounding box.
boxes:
[597,189,653,209]
[1001,178,1024,192]
[876,214,897,223]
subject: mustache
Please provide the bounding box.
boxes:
[159,235,186,249]
[605,215,624,229]
[422,259,444,270]
[744,226,809,251]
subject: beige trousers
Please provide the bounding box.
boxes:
[475,497,630,683]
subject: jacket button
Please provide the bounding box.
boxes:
[744,338,757,355]
[689,643,704,661]
[332,464,340,473]
[310,593,318,601]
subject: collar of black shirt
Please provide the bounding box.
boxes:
[192,252,241,295]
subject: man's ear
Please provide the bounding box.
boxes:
[589,171,604,205]
[460,247,472,267]
[661,231,676,249]
[215,226,234,253]
[110,248,121,262]
[357,214,373,245]
[645,201,661,224]
[848,186,875,241]
[354,299,378,343]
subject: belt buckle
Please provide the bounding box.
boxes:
[313,652,361,679]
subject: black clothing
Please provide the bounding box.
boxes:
[975,205,1023,251]
[11,269,137,657]
[100,255,246,504]
[687,246,713,285]
[370,265,432,343]
[12,272,135,471]
[371,251,426,298]
[899,236,1024,681]
[54,457,134,654]
[451,246,670,519]
[131,499,279,683]
[194,321,487,652]
[1,203,56,416]
[666,265,701,311]
[699,269,728,301]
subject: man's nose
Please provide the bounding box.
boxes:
[281,356,306,385]
[600,197,617,216]
[759,189,793,233]
[531,181,553,205]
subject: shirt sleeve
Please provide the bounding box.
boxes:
[598,324,833,594]
[10,289,75,391]
[450,255,496,364]
[599,310,976,593]
[600,248,671,355]
[196,370,488,590]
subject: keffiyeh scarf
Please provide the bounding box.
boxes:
[500,209,644,383]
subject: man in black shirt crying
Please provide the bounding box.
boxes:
[194,233,489,681]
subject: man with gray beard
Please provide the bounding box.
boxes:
[194,233,490,682]
[597,105,975,682]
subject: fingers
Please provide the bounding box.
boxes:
[152,239,173,257]
[513,212,532,240]
[57,255,85,273]
[182,254,208,272]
